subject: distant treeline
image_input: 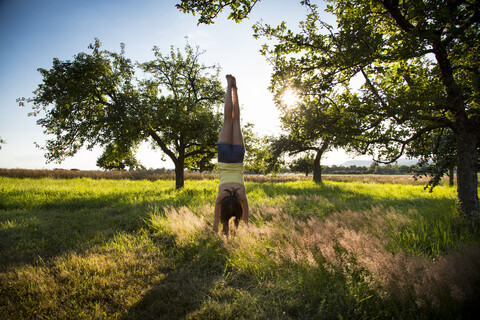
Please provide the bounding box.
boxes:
[322,164,414,175]
[143,165,414,175]
[1,168,462,185]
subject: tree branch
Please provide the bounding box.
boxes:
[148,128,178,165]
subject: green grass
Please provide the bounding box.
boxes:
[1,176,479,319]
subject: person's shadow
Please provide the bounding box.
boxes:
[121,233,227,319]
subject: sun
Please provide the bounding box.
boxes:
[282,89,300,107]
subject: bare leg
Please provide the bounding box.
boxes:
[231,86,244,145]
[218,75,244,145]
[218,75,235,144]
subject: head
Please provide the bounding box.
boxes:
[220,188,243,236]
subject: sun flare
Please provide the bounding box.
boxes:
[282,89,300,107]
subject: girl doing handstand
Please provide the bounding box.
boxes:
[213,75,249,235]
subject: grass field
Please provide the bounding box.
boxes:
[1,174,479,319]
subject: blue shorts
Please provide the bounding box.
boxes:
[217,143,245,163]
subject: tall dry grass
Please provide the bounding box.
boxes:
[272,208,480,309]
[322,174,457,185]
[148,202,480,317]
[0,168,182,181]
[0,168,305,182]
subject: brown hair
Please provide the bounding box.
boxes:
[220,188,243,235]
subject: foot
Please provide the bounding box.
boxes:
[226,74,236,88]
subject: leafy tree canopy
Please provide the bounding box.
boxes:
[19,39,224,188]
[176,0,260,24]
[254,0,479,219]
[270,79,364,182]
[177,0,480,220]
[96,142,145,171]
[289,153,315,176]
[242,122,279,174]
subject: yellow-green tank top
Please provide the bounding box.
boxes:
[218,162,244,186]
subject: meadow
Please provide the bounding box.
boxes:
[0,173,479,319]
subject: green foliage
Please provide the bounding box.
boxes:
[249,0,479,217]
[184,153,217,172]
[175,0,259,24]
[176,0,480,216]
[19,39,224,189]
[96,142,145,171]
[289,153,314,176]
[242,123,278,174]
[409,129,458,189]
[266,68,363,182]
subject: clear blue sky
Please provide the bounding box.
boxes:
[0,0,365,170]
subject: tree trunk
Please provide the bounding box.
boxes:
[313,140,331,183]
[149,131,185,189]
[313,151,322,183]
[456,129,479,221]
[448,165,454,187]
[174,157,185,189]
[430,37,479,223]
[313,162,322,183]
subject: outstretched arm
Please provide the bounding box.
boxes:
[243,198,249,226]
[239,192,249,226]
[213,200,221,233]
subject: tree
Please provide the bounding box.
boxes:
[408,128,457,189]
[269,83,362,183]
[271,132,331,182]
[19,39,224,189]
[140,44,224,187]
[179,0,479,222]
[0,137,5,150]
[322,0,479,220]
[242,123,279,174]
[96,142,145,171]
[290,153,314,176]
[185,152,217,172]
